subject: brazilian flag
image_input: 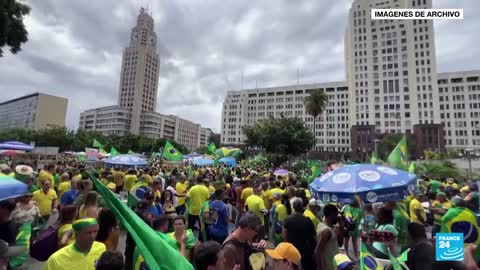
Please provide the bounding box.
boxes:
[387,248,410,270]
[360,242,382,270]
[307,160,321,183]
[387,136,408,170]
[127,181,149,208]
[162,141,183,161]
[133,232,179,270]
[441,206,480,261]
[9,222,32,269]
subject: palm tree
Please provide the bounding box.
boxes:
[303,89,328,150]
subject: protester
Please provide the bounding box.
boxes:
[245,183,267,240]
[371,207,398,259]
[0,200,18,246]
[32,180,58,220]
[304,199,321,230]
[282,198,317,270]
[315,204,339,270]
[57,205,77,248]
[96,208,119,251]
[187,178,210,232]
[44,218,106,270]
[221,212,266,270]
[78,191,99,219]
[152,216,170,233]
[265,242,302,270]
[57,173,71,200]
[95,251,124,270]
[10,192,40,224]
[169,216,196,262]
[409,191,427,225]
[430,191,452,235]
[209,189,229,244]
[175,175,188,214]
[342,197,362,258]
[60,177,80,206]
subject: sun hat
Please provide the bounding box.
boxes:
[265,242,301,266]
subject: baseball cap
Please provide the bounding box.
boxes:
[265,242,301,266]
[334,254,354,270]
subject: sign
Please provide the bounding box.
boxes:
[436,233,464,261]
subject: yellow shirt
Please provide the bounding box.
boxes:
[57,182,71,201]
[38,170,54,187]
[187,185,210,216]
[276,203,288,222]
[245,194,266,225]
[240,187,254,202]
[208,185,216,194]
[270,188,284,196]
[432,200,452,225]
[124,174,138,192]
[176,182,188,206]
[144,174,153,186]
[409,198,426,224]
[43,242,106,270]
[262,190,273,210]
[33,189,57,216]
[304,209,320,230]
[113,171,125,186]
[57,224,75,246]
[305,189,311,199]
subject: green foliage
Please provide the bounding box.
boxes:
[424,150,444,160]
[0,0,30,57]
[378,133,415,160]
[416,161,463,180]
[0,127,188,154]
[242,115,314,167]
[303,89,328,146]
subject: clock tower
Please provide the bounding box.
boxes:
[118,7,160,134]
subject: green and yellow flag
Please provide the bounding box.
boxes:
[9,222,31,269]
[370,152,378,165]
[441,206,480,246]
[307,160,321,183]
[387,136,408,170]
[99,147,108,156]
[90,175,193,270]
[92,138,103,148]
[162,141,183,161]
[207,143,216,155]
[408,162,415,174]
[110,147,120,156]
[360,242,382,270]
[387,248,410,270]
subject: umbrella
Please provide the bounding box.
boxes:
[104,154,148,168]
[0,149,25,156]
[0,141,34,151]
[274,169,289,176]
[0,177,28,201]
[219,157,237,167]
[309,164,417,204]
[191,157,214,166]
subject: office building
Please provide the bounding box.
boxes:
[79,8,213,151]
[0,93,68,132]
[221,0,480,158]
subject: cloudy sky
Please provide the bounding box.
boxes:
[0,0,478,133]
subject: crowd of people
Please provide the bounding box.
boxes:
[0,158,480,270]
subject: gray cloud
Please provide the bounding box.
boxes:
[0,0,478,133]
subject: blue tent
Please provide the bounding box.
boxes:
[192,157,214,166]
[219,157,237,167]
[104,154,148,169]
[309,164,416,204]
[0,141,34,151]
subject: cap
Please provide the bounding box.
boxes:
[107,182,116,190]
[334,254,354,270]
[265,242,301,265]
[0,239,25,257]
[436,191,446,196]
[15,165,33,176]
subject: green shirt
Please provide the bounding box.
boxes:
[28,184,40,193]
[429,179,443,192]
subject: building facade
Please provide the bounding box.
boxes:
[78,8,213,151]
[221,0,480,157]
[118,8,160,134]
[0,93,68,132]
[221,82,351,155]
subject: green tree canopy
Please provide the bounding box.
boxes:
[0,0,30,57]
[242,115,314,166]
[303,89,328,147]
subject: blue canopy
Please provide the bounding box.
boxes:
[104,154,148,168]
[219,157,237,167]
[309,164,417,204]
[0,141,34,151]
[0,176,28,201]
[192,157,214,166]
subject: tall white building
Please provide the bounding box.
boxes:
[221,0,480,158]
[345,0,439,134]
[221,82,351,154]
[118,8,160,134]
[79,8,214,151]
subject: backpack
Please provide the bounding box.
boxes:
[222,238,266,270]
[30,224,60,261]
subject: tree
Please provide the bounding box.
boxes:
[303,89,328,149]
[208,133,220,147]
[242,115,314,167]
[0,0,30,57]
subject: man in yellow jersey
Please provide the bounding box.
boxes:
[187,178,210,232]
[409,191,427,225]
[32,180,58,219]
[38,164,55,187]
[304,199,322,230]
[245,184,267,240]
[112,167,125,193]
[43,218,106,270]
[431,191,452,235]
[176,175,188,215]
[124,169,138,192]
[240,181,254,203]
[270,181,285,197]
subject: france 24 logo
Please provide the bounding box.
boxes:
[436,233,464,261]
